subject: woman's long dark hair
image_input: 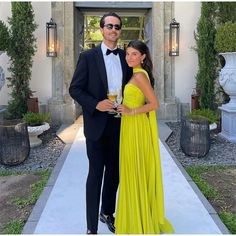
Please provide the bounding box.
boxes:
[127,40,154,88]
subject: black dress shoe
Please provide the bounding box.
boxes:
[87,229,97,234]
[99,212,115,233]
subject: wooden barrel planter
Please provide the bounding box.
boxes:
[0,122,30,165]
[180,117,210,157]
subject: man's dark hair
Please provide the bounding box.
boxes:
[100,12,122,28]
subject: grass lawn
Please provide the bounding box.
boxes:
[0,170,51,234]
[186,165,236,234]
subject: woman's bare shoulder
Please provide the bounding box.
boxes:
[133,72,150,85]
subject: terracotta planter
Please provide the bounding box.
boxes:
[27,97,39,113]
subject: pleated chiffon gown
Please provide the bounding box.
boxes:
[115,68,174,234]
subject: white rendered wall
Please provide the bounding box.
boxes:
[0,2,52,107]
[175,2,201,105]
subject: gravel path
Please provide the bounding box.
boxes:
[0,124,65,172]
[166,122,236,167]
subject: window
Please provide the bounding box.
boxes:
[84,15,145,50]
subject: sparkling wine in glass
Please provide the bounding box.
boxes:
[114,90,123,118]
[107,89,117,114]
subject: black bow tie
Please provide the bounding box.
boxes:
[106,48,119,55]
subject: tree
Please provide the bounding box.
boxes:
[0,2,37,119]
[194,2,218,109]
[215,2,236,24]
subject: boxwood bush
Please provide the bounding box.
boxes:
[215,21,236,52]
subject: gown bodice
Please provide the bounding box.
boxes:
[123,68,149,109]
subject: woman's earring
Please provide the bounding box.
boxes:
[141,60,143,64]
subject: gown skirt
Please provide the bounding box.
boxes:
[115,68,174,234]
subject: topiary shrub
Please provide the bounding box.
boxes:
[194,2,218,110]
[215,21,236,53]
[0,2,37,119]
[0,21,9,51]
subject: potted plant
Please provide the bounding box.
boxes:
[22,112,51,148]
[186,108,217,130]
[215,21,236,109]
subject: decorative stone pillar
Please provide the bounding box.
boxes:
[152,2,180,121]
[219,107,236,142]
[48,2,76,124]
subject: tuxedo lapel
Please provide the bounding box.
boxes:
[95,46,108,92]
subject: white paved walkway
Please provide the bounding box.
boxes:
[24,121,227,234]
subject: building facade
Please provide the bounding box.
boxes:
[0,2,201,123]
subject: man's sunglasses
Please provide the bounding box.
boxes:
[104,24,121,30]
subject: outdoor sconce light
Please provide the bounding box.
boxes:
[46,18,57,57]
[169,18,180,56]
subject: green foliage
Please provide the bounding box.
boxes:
[187,109,216,124]
[11,170,51,207]
[1,220,24,234]
[0,21,9,51]
[215,2,236,24]
[186,165,220,199]
[186,165,236,234]
[0,2,37,119]
[30,170,51,204]
[0,170,51,234]
[22,112,50,126]
[215,22,236,53]
[194,2,218,110]
[220,212,236,234]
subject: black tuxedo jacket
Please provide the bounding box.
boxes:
[69,45,132,141]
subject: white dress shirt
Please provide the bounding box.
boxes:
[101,42,123,93]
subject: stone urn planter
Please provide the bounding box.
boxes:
[219,52,236,110]
[215,22,236,142]
[27,122,50,148]
[218,52,236,142]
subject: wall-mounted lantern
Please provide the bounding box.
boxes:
[46,18,57,57]
[169,18,180,56]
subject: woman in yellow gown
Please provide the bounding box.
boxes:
[115,40,174,234]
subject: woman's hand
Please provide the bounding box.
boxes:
[117,104,132,115]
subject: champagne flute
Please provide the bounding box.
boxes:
[114,90,122,118]
[107,88,117,114]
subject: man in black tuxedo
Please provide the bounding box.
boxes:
[69,12,132,234]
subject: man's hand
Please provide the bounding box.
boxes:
[96,99,116,112]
